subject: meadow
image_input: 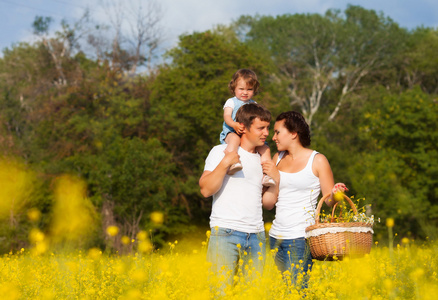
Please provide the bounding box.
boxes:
[1,165,437,299]
[1,232,437,300]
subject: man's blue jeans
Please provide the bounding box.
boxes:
[207,227,266,287]
[269,236,313,290]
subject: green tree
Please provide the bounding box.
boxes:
[396,28,438,93]
[235,6,404,126]
[148,29,277,218]
[350,87,438,238]
[75,136,181,250]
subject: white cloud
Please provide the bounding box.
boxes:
[1,0,436,55]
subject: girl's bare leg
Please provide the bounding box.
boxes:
[257,145,276,187]
[225,133,243,175]
[224,132,240,153]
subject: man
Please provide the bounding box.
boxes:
[199,103,279,287]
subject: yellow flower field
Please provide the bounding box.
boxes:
[1,238,437,299]
[0,162,436,298]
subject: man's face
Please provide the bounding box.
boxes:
[245,117,270,147]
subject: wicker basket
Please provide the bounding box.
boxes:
[305,194,373,261]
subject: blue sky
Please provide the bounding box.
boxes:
[1,0,437,55]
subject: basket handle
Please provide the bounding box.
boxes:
[314,193,358,225]
[330,202,342,223]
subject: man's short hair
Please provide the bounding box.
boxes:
[235,103,271,129]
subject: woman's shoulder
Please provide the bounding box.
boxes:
[313,150,326,159]
[312,151,331,171]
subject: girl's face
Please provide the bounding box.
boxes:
[234,78,254,101]
[272,119,295,151]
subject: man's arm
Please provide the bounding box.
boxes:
[199,150,239,197]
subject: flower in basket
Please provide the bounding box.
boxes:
[319,196,376,225]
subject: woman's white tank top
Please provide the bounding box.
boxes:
[269,150,321,239]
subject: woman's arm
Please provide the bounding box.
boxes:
[313,153,348,207]
[313,153,336,206]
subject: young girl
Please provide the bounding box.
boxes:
[219,69,275,187]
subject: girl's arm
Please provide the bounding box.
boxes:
[224,107,244,134]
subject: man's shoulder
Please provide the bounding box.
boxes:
[208,144,227,156]
[212,144,227,151]
[237,147,260,162]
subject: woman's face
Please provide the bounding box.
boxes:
[272,119,294,151]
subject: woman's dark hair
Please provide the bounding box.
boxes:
[276,111,311,147]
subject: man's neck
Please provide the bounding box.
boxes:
[240,138,257,153]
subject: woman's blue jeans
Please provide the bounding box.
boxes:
[207,227,266,288]
[269,236,313,290]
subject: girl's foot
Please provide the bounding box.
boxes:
[227,162,243,175]
[262,174,276,187]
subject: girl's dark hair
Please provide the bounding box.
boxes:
[276,111,311,147]
[228,69,260,96]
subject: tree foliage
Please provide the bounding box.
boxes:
[0,5,437,252]
[234,5,405,126]
[352,87,438,237]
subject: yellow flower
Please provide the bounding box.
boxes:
[106,225,119,237]
[29,228,45,243]
[138,240,153,253]
[150,211,164,225]
[333,191,344,202]
[27,208,41,222]
[88,248,102,260]
[121,236,131,245]
[131,270,147,282]
[33,241,48,255]
[401,237,410,244]
[137,230,147,241]
[386,218,394,228]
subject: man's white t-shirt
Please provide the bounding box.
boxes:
[204,144,264,233]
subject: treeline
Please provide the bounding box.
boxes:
[0,5,437,253]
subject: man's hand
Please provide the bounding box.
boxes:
[223,149,240,167]
[200,150,240,198]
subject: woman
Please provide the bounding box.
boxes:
[262,111,347,289]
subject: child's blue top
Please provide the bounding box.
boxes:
[219,97,256,144]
